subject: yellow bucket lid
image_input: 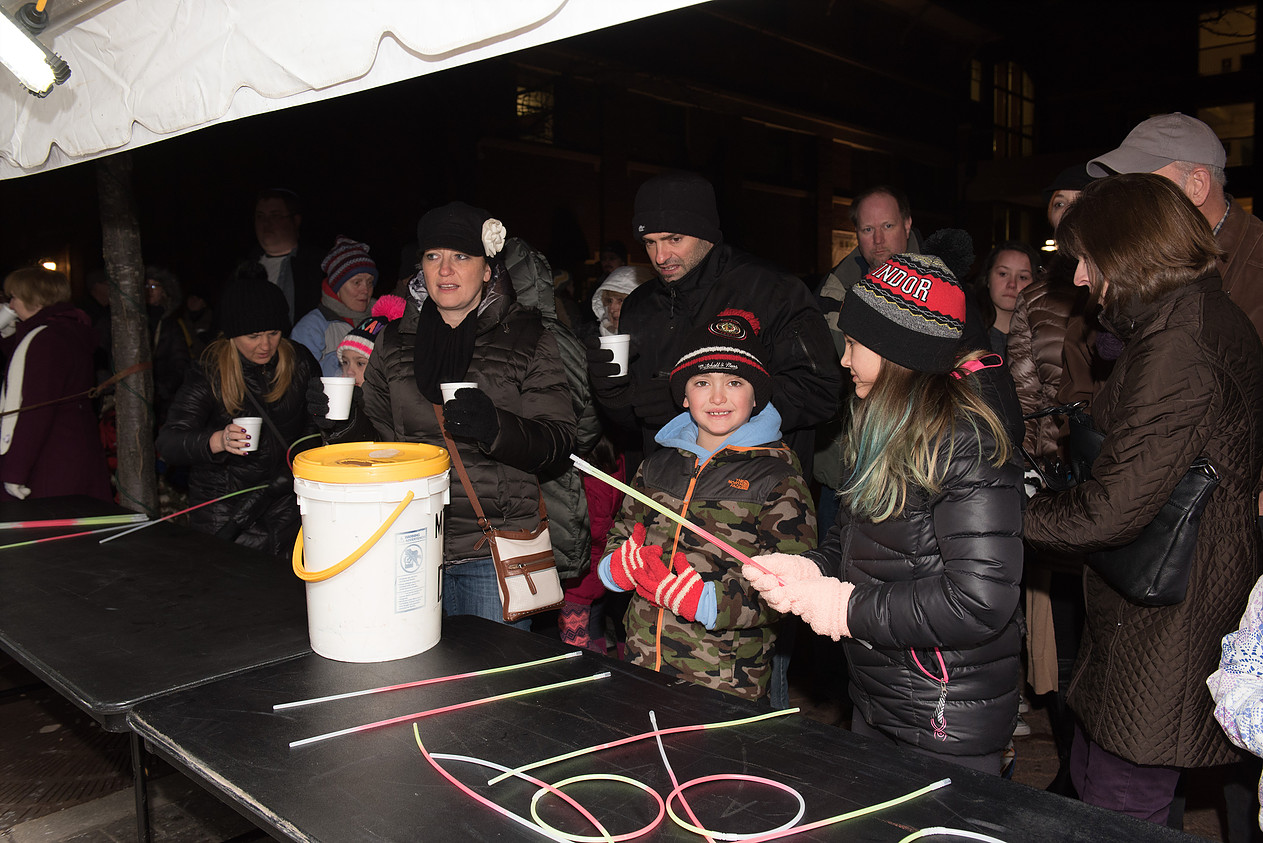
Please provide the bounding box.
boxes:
[292,442,450,484]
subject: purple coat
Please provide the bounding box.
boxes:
[0,302,112,501]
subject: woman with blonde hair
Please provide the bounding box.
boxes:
[1024,173,1263,823]
[1,266,111,501]
[157,275,319,555]
[744,234,1024,773]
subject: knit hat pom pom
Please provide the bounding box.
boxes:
[372,294,407,321]
[715,307,760,335]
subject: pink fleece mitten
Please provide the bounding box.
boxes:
[632,551,705,621]
[608,524,663,593]
[741,552,823,595]
[792,578,855,641]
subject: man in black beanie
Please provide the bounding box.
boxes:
[587,170,839,480]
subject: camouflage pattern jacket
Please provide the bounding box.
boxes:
[600,404,816,700]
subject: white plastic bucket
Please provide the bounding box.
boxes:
[291,442,450,663]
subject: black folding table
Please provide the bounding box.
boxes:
[0,496,312,841]
[129,615,1198,842]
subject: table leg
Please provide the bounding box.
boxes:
[131,732,151,843]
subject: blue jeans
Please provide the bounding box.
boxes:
[442,557,531,630]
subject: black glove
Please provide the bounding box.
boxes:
[631,377,679,428]
[583,333,622,379]
[584,333,635,406]
[306,375,361,436]
[444,388,500,446]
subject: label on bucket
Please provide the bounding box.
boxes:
[395,528,428,613]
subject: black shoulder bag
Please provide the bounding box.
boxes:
[1027,403,1219,607]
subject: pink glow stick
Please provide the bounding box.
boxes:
[570,454,781,582]
[415,727,618,843]
[0,522,148,552]
[0,513,147,531]
[273,651,581,710]
[290,671,611,749]
[98,484,267,544]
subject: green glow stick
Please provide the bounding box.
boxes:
[486,707,797,785]
[569,454,777,579]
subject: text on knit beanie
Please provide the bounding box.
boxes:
[337,294,406,362]
[632,172,723,245]
[670,308,772,412]
[321,236,378,293]
[839,252,965,374]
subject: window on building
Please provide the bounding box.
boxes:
[992,62,1033,158]
[1200,103,1255,167]
[515,81,555,144]
[1198,5,1256,76]
[970,59,982,103]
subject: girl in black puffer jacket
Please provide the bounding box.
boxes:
[745,240,1023,774]
[157,277,319,557]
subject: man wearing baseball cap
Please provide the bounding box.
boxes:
[1090,113,1263,339]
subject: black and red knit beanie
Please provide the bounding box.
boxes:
[838,251,965,374]
[669,309,772,412]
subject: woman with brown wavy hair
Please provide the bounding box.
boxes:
[158,275,319,556]
[1024,173,1263,823]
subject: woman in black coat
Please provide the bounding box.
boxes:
[744,243,1023,774]
[157,278,319,557]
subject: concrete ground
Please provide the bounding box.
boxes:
[0,644,1237,842]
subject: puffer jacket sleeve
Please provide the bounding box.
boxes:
[1007,287,1043,457]
[482,326,576,475]
[847,431,1024,649]
[156,363,229,467]
[1025,328,1216,553]
[713,470,816,630]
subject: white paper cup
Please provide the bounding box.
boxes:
[233,417,262,453]
[440,381,479,403]
[599,334,630,377]
[321,376,356,420]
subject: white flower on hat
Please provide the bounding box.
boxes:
[482,218,507,257]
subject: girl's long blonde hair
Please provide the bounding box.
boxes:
[841,349,1010,522]
[202,336,296,416]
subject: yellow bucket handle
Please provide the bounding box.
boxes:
[292,491,415,582]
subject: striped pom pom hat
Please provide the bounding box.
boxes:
[337,294,406,362]
[670,308,772,412]
[839,252,965,373]
[321,236,378,293]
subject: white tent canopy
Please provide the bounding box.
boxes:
[0,0,707,179]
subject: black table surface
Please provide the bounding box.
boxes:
[0,496,312,731]
[128,615,1195,842]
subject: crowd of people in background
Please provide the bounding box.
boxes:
[5,110,1263,833]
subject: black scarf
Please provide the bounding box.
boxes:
[413,297,479,405]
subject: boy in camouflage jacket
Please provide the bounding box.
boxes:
[598,310,816,700]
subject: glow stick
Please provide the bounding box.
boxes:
[569,454,777,580]
[651,710,718,843]
[290,671,611,748]
[487,708,797,785]
[0,513,147,531]
[416,728,614,843]
[98,484,267,544]
[273,651,582,710]
[0,522,150,552]
[734,777,952,843]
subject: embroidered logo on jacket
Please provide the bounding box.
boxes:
[728,478,750,490]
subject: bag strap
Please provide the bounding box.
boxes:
[434,403,546,537]
[244,388,290,454]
